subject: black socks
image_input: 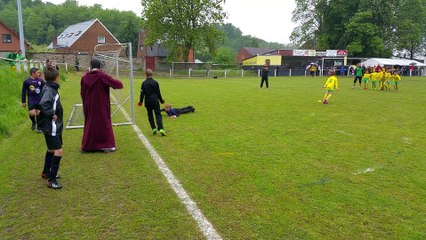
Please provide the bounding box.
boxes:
[30,115,36,126]
[43,151,54,175]
[49,156,62,182]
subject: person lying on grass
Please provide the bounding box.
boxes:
[161,103,195,118]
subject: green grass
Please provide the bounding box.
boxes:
[1,72,425,239]
[0,64,27,137]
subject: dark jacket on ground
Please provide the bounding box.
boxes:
[161,106,194,116]
[38,82,63,136]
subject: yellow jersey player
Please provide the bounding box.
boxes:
[380,69,387,90]
[385,70,392,91]
[391,72,402,91]
[362,71,371,90]
[370,70,380,90]
[322,70,339,104]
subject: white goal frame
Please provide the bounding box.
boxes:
[65,42,135,129]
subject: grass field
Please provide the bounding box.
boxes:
[1,72,425,239]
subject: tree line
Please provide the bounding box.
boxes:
[291,0,426,59]
[0,0,291,64]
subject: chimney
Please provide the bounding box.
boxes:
[52,35,58,48]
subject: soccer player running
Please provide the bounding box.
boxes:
[38,67,64,189]
[322,70,339,104]
[21,67,44,132]
[138,68,166,136]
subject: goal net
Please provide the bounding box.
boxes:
[66,42,135,129]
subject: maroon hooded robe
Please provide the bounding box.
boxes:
[80,70,123,151]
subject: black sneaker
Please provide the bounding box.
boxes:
[31,124,36,131]
[47,180,62,189]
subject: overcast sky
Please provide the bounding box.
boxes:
[41,0,296,44]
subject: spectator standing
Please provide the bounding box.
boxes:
[80,59,123,152]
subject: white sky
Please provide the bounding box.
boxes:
[41,0,296,44]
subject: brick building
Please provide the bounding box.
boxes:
[0,21,29,57]
[137,29,167,70]
[236,47,274,64]
[48,19,119,55]
[137,29,196,70]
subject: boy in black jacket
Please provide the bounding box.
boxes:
[38,67,63,189]
[138,68,166,136]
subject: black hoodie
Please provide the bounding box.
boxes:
[38,82,63,136]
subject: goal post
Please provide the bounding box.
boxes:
[65,42,135,129]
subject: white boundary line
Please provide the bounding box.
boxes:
[118,105,222,239]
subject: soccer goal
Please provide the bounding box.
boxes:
[65,42,135,129]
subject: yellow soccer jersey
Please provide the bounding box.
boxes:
[363,73,371,79]
[385,72,391,79]
[391,74,401,81]
[323,75,339,90]
[380,71,386,81]
[371,72,380,81]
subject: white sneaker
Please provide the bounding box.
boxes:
[101,147,116,153]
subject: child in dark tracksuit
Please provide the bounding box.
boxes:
[161,103,195,118]
[38,67,63,189]
[138,69,166,136]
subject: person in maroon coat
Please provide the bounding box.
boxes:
[80,59,123,152]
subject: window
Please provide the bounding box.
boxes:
[97,36,105,44]
[2,34,12,43]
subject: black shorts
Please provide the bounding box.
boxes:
[28,103,39,111]
[44,134,63,150]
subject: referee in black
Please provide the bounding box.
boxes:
[260,63,269,88]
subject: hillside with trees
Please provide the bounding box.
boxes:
[0,0,142,54]
[291,0,426,59]
[0,0,291,64]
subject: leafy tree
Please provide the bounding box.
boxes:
[212,47,236,65]
[394,0,426,59]
[343,10,387,57]
[118,17,140,55]
[290,0,326,47]
[141,0,226,62]
[290,0,422,57]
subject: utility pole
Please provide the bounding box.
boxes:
[17,0,26,58]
